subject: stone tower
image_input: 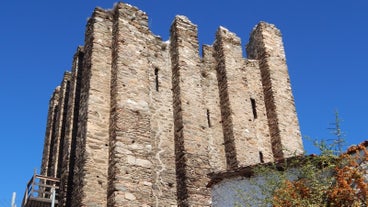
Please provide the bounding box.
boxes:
[39,2,303,206]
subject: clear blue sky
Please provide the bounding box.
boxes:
[1,0,367,205]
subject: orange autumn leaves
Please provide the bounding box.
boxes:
[273,179,312,206]
[328,144,368,206]
[273,143,368,207]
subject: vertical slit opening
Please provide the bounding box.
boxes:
[259,151,264,163]
[206,109,211,128]
[251,98,257,119]
[154,68,159,92]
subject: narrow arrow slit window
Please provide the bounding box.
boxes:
[251,98,257,119]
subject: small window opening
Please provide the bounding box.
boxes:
[206,109,211,128]
[259,151,264,163]
[154,68,159,92]
[251,98,257,119]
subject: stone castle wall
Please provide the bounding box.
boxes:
[39,2,303,206]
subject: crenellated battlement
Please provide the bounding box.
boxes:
[39,2,303,206]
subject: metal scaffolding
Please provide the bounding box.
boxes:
[21,173,59,207]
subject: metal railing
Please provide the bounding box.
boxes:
[21,173,60,207]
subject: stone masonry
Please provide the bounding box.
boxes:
[39,2,304,206]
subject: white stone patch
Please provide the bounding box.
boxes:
[142,181,152,186]
[145,144,152,151]
[115,142,133,155]
[94,16,104,22]
[128,143,144,150]
[127,155,152,168]
[124,99,150,113]
[124,192,136,201]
